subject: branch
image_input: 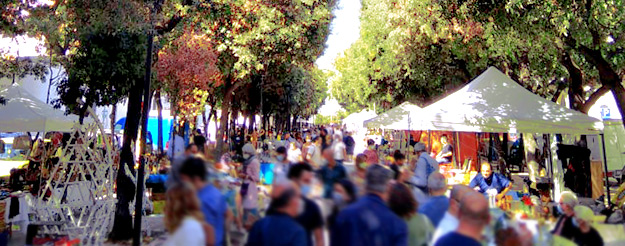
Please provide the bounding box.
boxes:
[155,15,184,35]
[607,47,624,59]
[580,86,610,113]
[565,35,621,84]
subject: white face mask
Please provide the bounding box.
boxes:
[243,153,251,159]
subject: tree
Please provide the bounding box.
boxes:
[188,0,336,153]
[155,28,222,121]
[333,0,625,128]
[332,0,487,113]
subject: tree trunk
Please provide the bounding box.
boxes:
[110,81,142,241]
[291,114,298,131]
[155,89,164,154]
[216,83,234,157]
[560,51,585,111]
[110,103,117,135]
[247,114,256,133]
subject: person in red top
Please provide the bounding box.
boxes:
[363,139,378,164]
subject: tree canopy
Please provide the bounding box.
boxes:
[333,0,625,127]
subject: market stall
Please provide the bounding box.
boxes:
[0,84,82,132]
[342,109,377,132]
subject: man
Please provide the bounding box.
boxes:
[332,134,347,166]
[305,136,323,168]
[166,130,185,159]
[435,191,489,246]
[179,157,229,246]
[411,142,439,193]
[193,129,207,153]
[343,132,356,161]
[331,164,407,246]
[284,132,296,147]
[390,152,406,180]
[288,163,324,246]
[246,180,307,246]
[166,144,198,188]
[432,185,473,244]
[469,162,512,201]
[318,147,347,199]
[551,191,580,241]
[436,135,453,164]
[418,172,450,227]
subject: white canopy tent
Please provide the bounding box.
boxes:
[343,109,377,131]
[417,67,603,134]
[0,84,80,132]
[365,102,424,130]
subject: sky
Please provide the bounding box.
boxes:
[315,0,362,116]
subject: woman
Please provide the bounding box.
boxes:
[328,179,357,227]
[363,139,378,164]
[388,183,433,246]
[240,143,261,228]
[350,154,367,196]
[163,184,215,246]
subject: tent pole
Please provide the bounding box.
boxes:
[546,134,555,200]
[600,133,611,205]
[428,130,431,153]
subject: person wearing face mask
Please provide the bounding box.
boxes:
[305,136,323,168]
[246,180,306,246]
[273,146,290,184]
[288,163,325,246]
[331,164,408,246]
[318,147,348,199]
[351,154,368,196]
[328,179,357,228]
[572,205,603,246]
[551,191,581,241]
[240,143,261,228]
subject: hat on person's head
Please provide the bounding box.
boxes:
[242,143,256,155]
[574,205,594,223]
[414,142,426,152]
[366,164,393,193]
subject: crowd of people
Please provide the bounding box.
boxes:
[160,125,605,246]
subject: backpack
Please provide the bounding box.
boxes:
[421,155,436,180]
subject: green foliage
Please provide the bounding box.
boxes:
[333,0,625,116]
[55,31,147,113]
[332,0,487,112]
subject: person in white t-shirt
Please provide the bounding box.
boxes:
[306,137,323,168]
[332,134,347,165]
[287,141,302,163]
[431,185,473,245]
[163,183,214,246]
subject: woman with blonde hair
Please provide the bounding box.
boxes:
[163,183,215,246]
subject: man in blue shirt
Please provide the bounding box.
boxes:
[435,191,489,246]
[419,172,450,227]
[246,180,307,246]
[331,164,408,246]
[289,163,324,246]
[180,157,230,246]
[318,147,347,198]
[469,161,512,201]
